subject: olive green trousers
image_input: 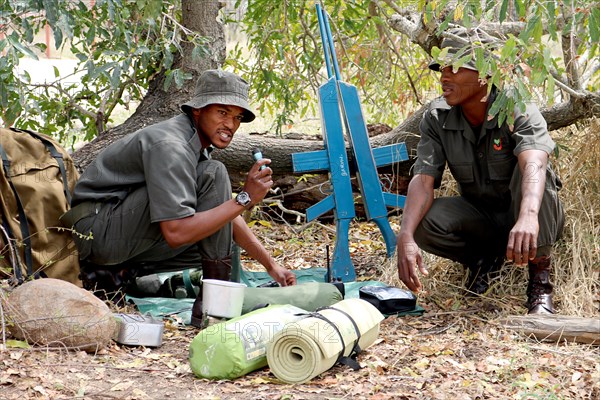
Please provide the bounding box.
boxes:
[69,160,232,271]
[413,166,564,267]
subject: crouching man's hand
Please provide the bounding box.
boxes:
[268,265,297,287]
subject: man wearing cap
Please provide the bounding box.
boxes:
[63,69,296,326]
[395,27,564,314]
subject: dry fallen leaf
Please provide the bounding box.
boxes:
[111,380,135,391]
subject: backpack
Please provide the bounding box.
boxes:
[0,127,81,285]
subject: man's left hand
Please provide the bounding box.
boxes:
[507,214,539,266]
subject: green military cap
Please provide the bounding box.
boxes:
[181,69,256,123]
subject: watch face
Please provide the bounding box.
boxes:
[237,191,251,206]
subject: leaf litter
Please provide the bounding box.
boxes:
[1,220,599,400]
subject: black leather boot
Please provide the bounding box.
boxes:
[191,256,232,328]
[527,256,555,314]
[464,256,504,296]
[79,260,138,306]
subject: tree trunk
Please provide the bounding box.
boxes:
[72,1,226,171]
[215,123,419,219]
[216,128,420,182]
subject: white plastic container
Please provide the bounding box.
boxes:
[202,279,247,318]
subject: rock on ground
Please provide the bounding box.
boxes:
[5,278,116,352]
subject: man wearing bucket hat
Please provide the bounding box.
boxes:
[62,69,297,326]
[395,27,564,314]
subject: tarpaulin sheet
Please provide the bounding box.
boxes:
[127,268,423,325]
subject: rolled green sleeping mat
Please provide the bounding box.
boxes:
[241,281,343,314]
[266,298,384,384]
[189,304,307,380]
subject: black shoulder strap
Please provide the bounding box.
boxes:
[15,128,73,205]
[0,142,32,282]
[316,306,363,370]
[296,308,363,371]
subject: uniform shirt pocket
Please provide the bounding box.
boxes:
[488,157,516,181]
[449,163,475,183]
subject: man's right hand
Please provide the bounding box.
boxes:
[243,159,273,206]
[397,234,428,292]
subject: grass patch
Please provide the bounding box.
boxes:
[375,119,600,318]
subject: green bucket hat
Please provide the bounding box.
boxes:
[181,69,256,123]
[428,27,496,72]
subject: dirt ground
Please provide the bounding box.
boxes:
[1,221,599,400]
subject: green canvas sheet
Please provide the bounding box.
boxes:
[127,268,424,325]
[242,281,343,314]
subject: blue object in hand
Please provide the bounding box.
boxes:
[252,148,267,171]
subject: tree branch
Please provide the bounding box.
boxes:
[581,62,600,87]
[384,5,595,124]
[373,2,424,105]
[0,289,6,351]
[0,224,20,282]
[543,91,600,131]
[560,2,583,91]
[263,199,306,225]
[29,82,97,120]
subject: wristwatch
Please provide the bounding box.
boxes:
[235,191,251,207]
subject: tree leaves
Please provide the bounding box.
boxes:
[1,0,599,142]
[499,0,509,23]
[6,31,38,60]
[5,339,30,349]
[590,7,600,42]
[2,0,208,140]
[234,0,433,134]
[237,0,599,134]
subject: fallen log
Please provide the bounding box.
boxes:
[499,315,600,345]
[220,127,417,219]
[74,123,416,218]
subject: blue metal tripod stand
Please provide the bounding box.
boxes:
[292,4,409,282]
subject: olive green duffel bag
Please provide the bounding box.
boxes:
[241,281,343,314]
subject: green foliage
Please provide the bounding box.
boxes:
[0,0,208,143]
[428,0,599,128]
[235,0,599,132]
[6,339,31,349]
[228,0,435,135]
[2,0,598,143]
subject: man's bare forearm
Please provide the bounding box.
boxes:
[518,149,548,218]
[232,216,277,270]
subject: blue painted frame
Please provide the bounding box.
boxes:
[291,4,409,282]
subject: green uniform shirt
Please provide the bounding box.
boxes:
[414,93,556,210]
[72,114,204,223]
